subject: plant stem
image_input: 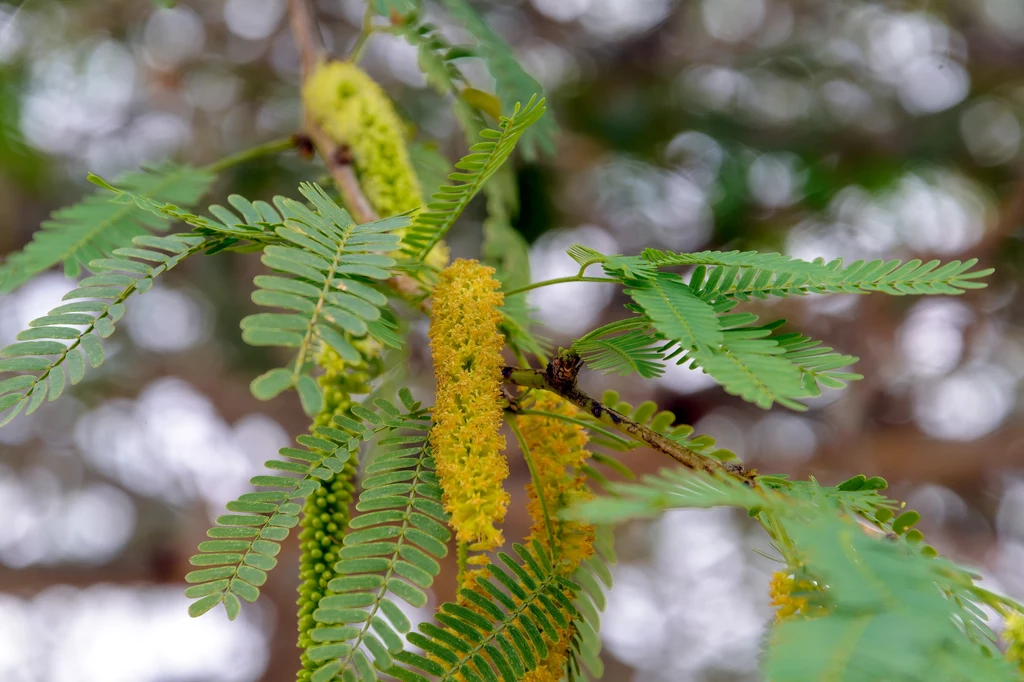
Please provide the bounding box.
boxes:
[204,136,298,174]
[347,3,376,63]
[503,275,619,297]
[509,417,558,555]
[503,351,757,485]
[456,541,468,586]
[515,408,633,448]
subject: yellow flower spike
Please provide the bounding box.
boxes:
[429,259,509,552]
[1004,610,1024,670]
[518,393,596,575]
[508,395,596,680]
[521,628,573,682]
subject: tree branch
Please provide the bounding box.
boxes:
[503,351,757,485]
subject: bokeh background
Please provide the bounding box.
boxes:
[2,0,1024,680]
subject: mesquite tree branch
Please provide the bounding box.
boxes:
[287,0,429,308]
[503,351,757,485]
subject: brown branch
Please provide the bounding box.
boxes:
[502,351,757,485]
[288,0,324,75]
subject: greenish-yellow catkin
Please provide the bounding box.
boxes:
[295,345,378,681]
[302,59,450,271]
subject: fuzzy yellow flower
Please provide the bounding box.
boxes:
[518,393,595,574]
[429,259,508,551]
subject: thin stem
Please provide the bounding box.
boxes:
[503,275,619,298]
[515,408,633,448]
[347,3,376,63]
[204,136,298,174]
[502,351,757,485]
[456,541,468,586]
[509,417,557,555]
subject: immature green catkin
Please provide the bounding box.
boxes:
[302,60,450,270]
[295,345,378,681]
[303,61,422,218]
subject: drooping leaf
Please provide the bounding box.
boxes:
[0,234,205,428]
[0,164,214,292]
[401,96,547,261]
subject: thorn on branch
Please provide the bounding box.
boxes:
[332,145,355,167]
[292,133,315,158]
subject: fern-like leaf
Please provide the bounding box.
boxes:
[567,526,615,681]
[306,410,449,682]
[591,390,739,465]
[564,467,775,525]
[656,314,808,410]
[440,0,556,158]
[243,183,405,414]
[572,317,666,378]
[772,331,862,396]
[623,272,723,352]
[186,416,372,619]
[0,164,214,292]
[766,513,1018,682]
[390,541,579,682]
[641,249,993,301]
[0,234,204,427]
[393,19,470,96]
[187,393,426,621]
[400,96,547,261]
[90,174,289,252]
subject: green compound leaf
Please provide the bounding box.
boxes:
[0,164,214,292]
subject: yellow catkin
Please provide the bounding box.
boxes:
[515,394,596,679]
[302,60,449,271]
[1005,610,1024,671]
[429,259,508,551]
[518,393,596,573]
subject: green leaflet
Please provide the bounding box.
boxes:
[640,248,994,301]
[400,97,547,261]
[0,234,204,428]
[389,541,580,682]
[187,394,426,621]
[766,513,1018,682]
[187,421,363,620]
[623,272,723,352]
[307,417,448,681]
[572,317,666,379]
[0,164,214,292]
[242,183,405,414]
[440,0,557,158]
[567,526,616,682]
[94,173,292,252]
